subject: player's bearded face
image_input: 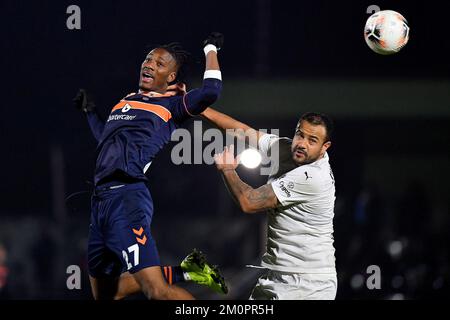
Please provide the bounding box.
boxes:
[139,48,177,93]
[291,121,330,165]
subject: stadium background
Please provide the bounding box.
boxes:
[0,0,449,299]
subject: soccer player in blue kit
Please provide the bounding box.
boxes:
[74,33,226,300]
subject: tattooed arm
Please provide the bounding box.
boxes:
[221,170,278,213]
[214,145,278,214]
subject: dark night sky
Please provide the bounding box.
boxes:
[1,0,449,214]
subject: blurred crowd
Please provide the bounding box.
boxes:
[334,181,450,299]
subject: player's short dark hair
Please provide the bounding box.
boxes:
[298,112,334,142]
[157,42,190,83]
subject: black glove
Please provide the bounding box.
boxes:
[203,32,224,51]
[73,88,96,113]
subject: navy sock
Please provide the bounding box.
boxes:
[161,266,185,285]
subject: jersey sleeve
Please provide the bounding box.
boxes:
[258,133,279,155]
[171,78,222,123]
[270,167,322,206]
[86,110,105,142]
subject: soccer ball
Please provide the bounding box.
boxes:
[364,10,410,55]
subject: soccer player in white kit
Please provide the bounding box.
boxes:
[202,107,337,300]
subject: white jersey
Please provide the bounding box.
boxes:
[258,134,336,274]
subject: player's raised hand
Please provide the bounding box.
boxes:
[73,88,96,113]
[214,145,240,171]
[166,82,187,96]
[203,32,224,51]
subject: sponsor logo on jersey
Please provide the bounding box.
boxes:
[278,181,291,197]
[304,171,312,180]
[111,100,172,122]
[121,103,132,113]
[107,114,137,122]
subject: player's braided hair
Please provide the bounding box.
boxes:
[158,42,191,84]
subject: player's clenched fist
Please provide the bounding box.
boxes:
[73,88,96,113]
[166,82,187,96]
[203,32,224,51]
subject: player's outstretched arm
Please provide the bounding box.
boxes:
[203,32,222,72]
[182,33,223,116]
[73,89,105,141]
[214,145,278,213]
[201,107,265,148]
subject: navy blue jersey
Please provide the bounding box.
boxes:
[86,78,222,185]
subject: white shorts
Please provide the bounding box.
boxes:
[249,270,337,300]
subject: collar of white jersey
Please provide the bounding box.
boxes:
[311,151,330,167]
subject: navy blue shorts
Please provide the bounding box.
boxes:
[87,181,160,277]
